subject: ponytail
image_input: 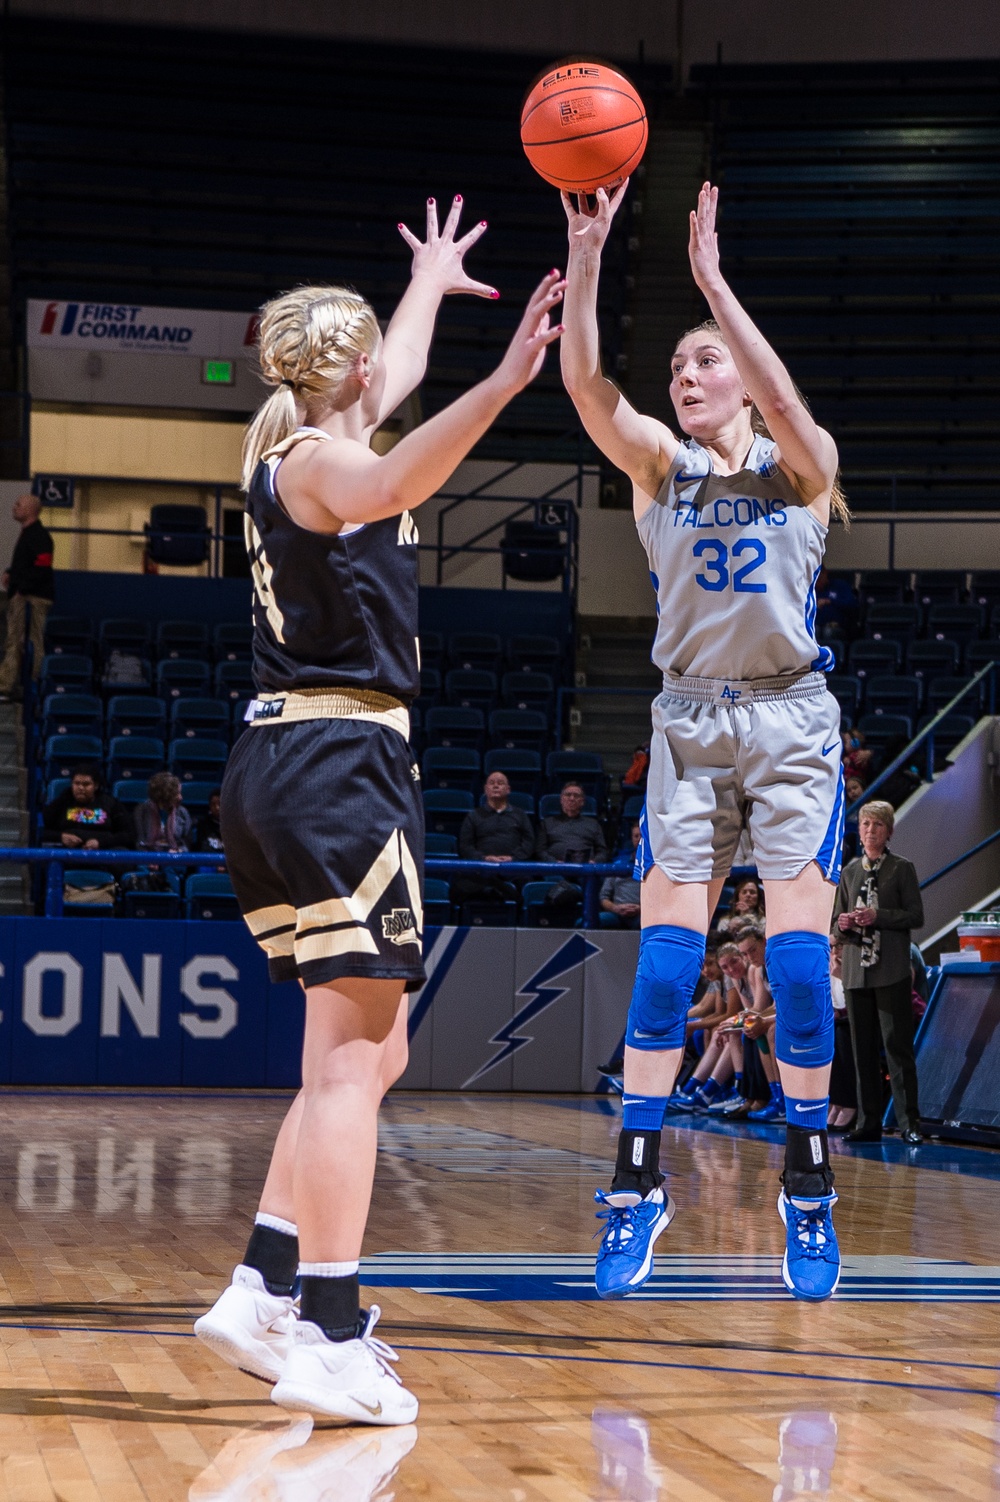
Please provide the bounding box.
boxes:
[241,284,381,490]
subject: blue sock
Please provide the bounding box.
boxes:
[679,1076,698,1096]
[734,1073,743,1093]
[770,1080,784,1103]
[700,1077,723,1100]
[784,1095,829,1130]
[622,1094,669,1131]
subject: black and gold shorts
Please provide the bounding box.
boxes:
[221,690,426,991]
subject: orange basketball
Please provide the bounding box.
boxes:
[520,60,648,194]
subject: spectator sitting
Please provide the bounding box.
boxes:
[0,490,55,701]
[135,771,192,852]
[621,744,650,794]
[734,922,786,1121]
[195,788,225,853]
[716,875,765,933]
[842,729,873,786]
[454,772,534,911]
[42,763,131,850]
[668,942,749,1112]
[537,780,608,919]
[536,781,607,864]
[600,823,642,929]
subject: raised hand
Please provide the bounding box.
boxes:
[689,181,723,292]
[496,271,566,392]
[397,194,497,299]
[561,180,630,255]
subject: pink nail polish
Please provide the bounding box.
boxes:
[490,290,500,299]
[397,223,404,230]
[456,194,463,201]
[481,220,488,227]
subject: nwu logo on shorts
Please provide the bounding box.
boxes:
[382,908,418,946]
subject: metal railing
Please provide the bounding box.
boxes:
[0,847,632,928]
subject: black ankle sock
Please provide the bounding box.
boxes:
[243,1221,299,1296]
[610,1127,665,1196]
[299,1274,362,1342]
[783,1125,835,1200]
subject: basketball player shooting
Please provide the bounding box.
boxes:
[561,180,849,1303]
[193,196,565,1423]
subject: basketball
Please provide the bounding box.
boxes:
[520,60,648,193]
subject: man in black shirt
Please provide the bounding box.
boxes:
[536,781,608,864]
[455,771,534,916]
[0,492,55,698]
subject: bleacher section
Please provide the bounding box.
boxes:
[693,60,1000,511]
[2,17,664,462]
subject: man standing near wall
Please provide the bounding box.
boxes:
[0,492,54,700]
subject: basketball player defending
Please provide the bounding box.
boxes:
[561,182,847,1302]
[194,197,565,1420]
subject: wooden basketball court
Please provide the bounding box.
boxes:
[1,1089,997,1500]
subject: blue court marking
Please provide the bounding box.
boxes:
[359,1252,1000,1302]
[390,1342,999,1401]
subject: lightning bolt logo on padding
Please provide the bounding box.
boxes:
[463,934,601,1087]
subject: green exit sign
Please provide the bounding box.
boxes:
[201,359,235,385]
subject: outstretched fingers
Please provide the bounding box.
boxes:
[425,196,439,242]
[397,221,422,252]
[440,193,464,242]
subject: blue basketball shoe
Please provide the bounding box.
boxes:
[594,1186,676,1299]
[777,1190,841,1301]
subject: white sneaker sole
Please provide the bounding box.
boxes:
[776,1192,841,1301]
[193,1311,286,1384]
[271,1376,419,1428]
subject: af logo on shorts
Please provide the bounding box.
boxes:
[383,908,418,946]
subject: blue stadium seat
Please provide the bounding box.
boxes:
[107,736,165,783]
[507,635,562,673]
[827,675,861,719]
[43,734,103,781]
[184,872,240,921]
[847,641,900,680]
[906,640,959,682]
[418,631,444,670]
[927,604,982,646]
[422,790,474,839]
[122,886,181,920]
[44,777,71,804]
[157,659,210,700]
[215,660,255,702]
[545,750,606,803]
[865,604,919,648]
[424,707,485,751]
[857,713,912,751]
[424,832,457,855]
[622,795,645,820]
[40,653,92,697]
[99,618,151,658]
[180,781,218,812]
[213,622,254,662]
[481,790,535,815]
[145,504,210,567]
[965,642,1000,678]
[423,878,452,927]
[170,697,230,740]
[969,574,1000,614]
[917,713,975,763]
[488,709,548,752]
[168,737,228,781]
[112,780,149,808]
[522,880,578,928]
[913,572,966,610]
[417,667,441,707]
[107,695,167,739]
[482,749,542,798]
[864,675,921,722]
[44,616,92,656]
[538,792,598,819]
[925,677,980,716]
[231,700,254,741]
[156,620,209,660]
[63,869,117,916]
[421,747,480,794]
[40,693,102,739]
[857,572,909,609]
[501,671,554,711]
[447,632,501,672]
[445,669,497,710]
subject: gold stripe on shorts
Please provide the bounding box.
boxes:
[245,687,409,738]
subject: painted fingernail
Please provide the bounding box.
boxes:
[490,290,500,299]
[428,197,435,204]
[551,268,560,276]
[397,223,404,230]
[456,194,463,201]
[480,220,488,227]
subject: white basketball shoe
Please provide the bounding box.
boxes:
[271,1305,418,1427]
[194,1264,298,1383]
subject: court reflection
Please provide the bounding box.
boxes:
[773,1411,838,1500]
[591,1409,663,1502]
[188,1419,419,1501]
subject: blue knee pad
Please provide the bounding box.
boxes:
[626,925,705,1053]
[767,931,834,1069]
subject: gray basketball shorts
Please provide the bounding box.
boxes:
[636,672,845,886]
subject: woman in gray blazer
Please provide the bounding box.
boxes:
[832,799,924,1144]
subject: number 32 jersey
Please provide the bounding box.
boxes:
[638,435,834,683]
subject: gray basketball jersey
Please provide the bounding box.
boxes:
[637,435,834,682]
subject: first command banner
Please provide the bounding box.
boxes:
[27,299,259,358]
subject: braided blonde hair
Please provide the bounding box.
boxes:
[241,285,382,489]
[674,319,850,525]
